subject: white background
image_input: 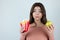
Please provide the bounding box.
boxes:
[0,0,60,40]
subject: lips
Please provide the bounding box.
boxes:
[35,16,39,18]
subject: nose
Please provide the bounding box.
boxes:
[36,12,39,15]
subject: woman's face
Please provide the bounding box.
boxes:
[33,6,42,21]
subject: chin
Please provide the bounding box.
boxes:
[35,18,40,21]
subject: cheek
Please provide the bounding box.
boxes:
[32,13,36,18]
[39,13,42,18]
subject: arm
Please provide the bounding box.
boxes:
[20,26,28,40]
[48,24,54,40]
[20,32,27,40]
[49,34,54,40]
[43,24,54,40]
[20,24,31,40]
[48,25,54,40]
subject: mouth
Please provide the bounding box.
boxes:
[35,16,39,18]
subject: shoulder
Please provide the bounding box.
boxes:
[41,25,48,31]
[29,23,36,28]
[28,23,36,31]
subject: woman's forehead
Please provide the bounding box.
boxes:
[34,6,41,11]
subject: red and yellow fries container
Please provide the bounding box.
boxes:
[20,20,30,32]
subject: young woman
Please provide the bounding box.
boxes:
[20,2,54,40]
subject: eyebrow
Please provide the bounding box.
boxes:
[34,8,41,11]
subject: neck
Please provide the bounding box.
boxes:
[34,20,43,27]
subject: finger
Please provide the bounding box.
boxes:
[20,26,25,33]
[47,26,52,31]
[50,24,54,30]
[51,24,54,29]
[48,25,54,32]
[20,27,23,33]
[49,25,52,30]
